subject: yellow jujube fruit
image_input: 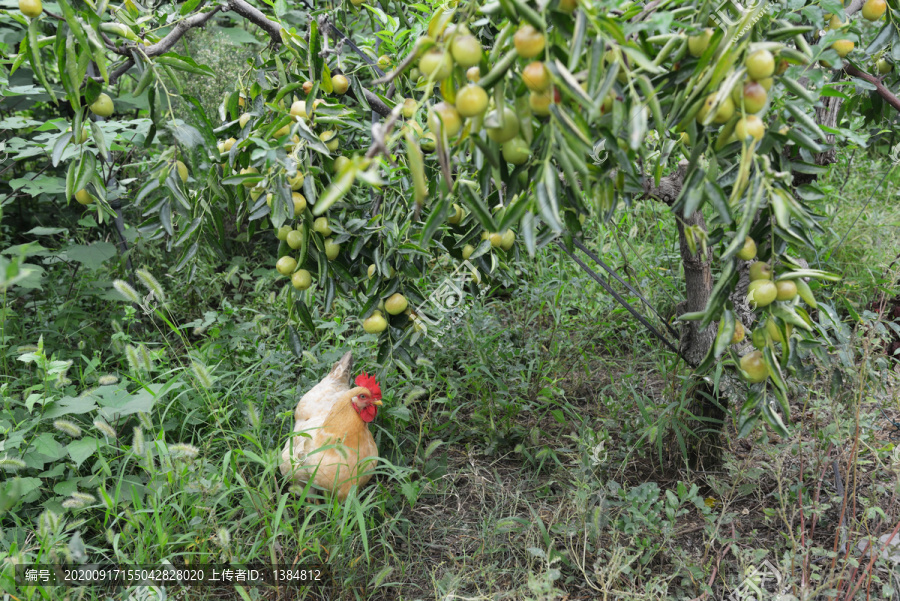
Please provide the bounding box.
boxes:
[240,166,259,188]
[740,350,769,383]
[832,40,854,58]
[363,311,388,334]
[291,269,312,290]
[688,28,713,58]
[313,217,332,236]
[74,189,94,205]
[332,74,350,95]
[862,0,886,21]
[450,34,483,68]
[513,25,546,59]
[737,237,757,261]
[745,49,775,81]
[775,280,798,301]
[749,261,773,281]
[89,93,115,117]
[19,0,43,18]
[522,61,551,92]
[455,84,489,118]
[292,192,307,216]
[323,238,340,260]
[427,102,462,138]
[485,106,520,143]
[448,204,464,224]
[385,293,409,315]
[286,229,303,250]
[747,279,777,308]
[319,131,339,152]
[290,101,308,119]
[288,172,305,190]
[276,256,297,276]
[735,115,766,141]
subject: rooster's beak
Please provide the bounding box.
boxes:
[373,400,383,406]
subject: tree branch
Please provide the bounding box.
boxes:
[223,0,282,41]
[640,160,688,205]
[844,0,865,16]
[97,6,222,84]
[844,63,900,113]
[631,0,664,23]
[143,5,223,57]
[108,58,136,84]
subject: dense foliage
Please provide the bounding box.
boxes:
[2,0,900,597]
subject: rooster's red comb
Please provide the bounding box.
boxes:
[355,373,382,400]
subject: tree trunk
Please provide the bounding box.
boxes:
[643,162,757,468]
[643,162,753,366]
[814,93,842,166]
[674,212,716,367]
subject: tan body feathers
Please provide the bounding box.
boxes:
[280,352,380,500]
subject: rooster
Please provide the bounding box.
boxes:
[279,351,383,500]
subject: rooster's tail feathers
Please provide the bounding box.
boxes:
[328,351,353,384]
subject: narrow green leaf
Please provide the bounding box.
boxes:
[312,167,357,216]
[27,20,57,102]
[460,182,497,231]
[287,325,305,358]
[780,76,817,105]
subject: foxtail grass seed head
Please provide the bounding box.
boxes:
[404,387,427,404]
[39,510,61,538]
[138,412,153,429]
[98,374,118,386]
[94,420,117,439]
[125,345,141,372]
[246,403,260,429]
[53,419,82,438]
[139,344,154,372]
[135,268,166,304]
[113,280,141,303]
[0,457,27,471]
[216,528,231,548]
[169,443,199,459]
[62,499,83,509]
[79,387,97,398]
[191,362,214,388]
[71,491,96,504]
[132,427,145,455]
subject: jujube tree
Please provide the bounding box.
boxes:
[5,0,899,445]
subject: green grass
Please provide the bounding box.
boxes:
[2,152,900,600]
